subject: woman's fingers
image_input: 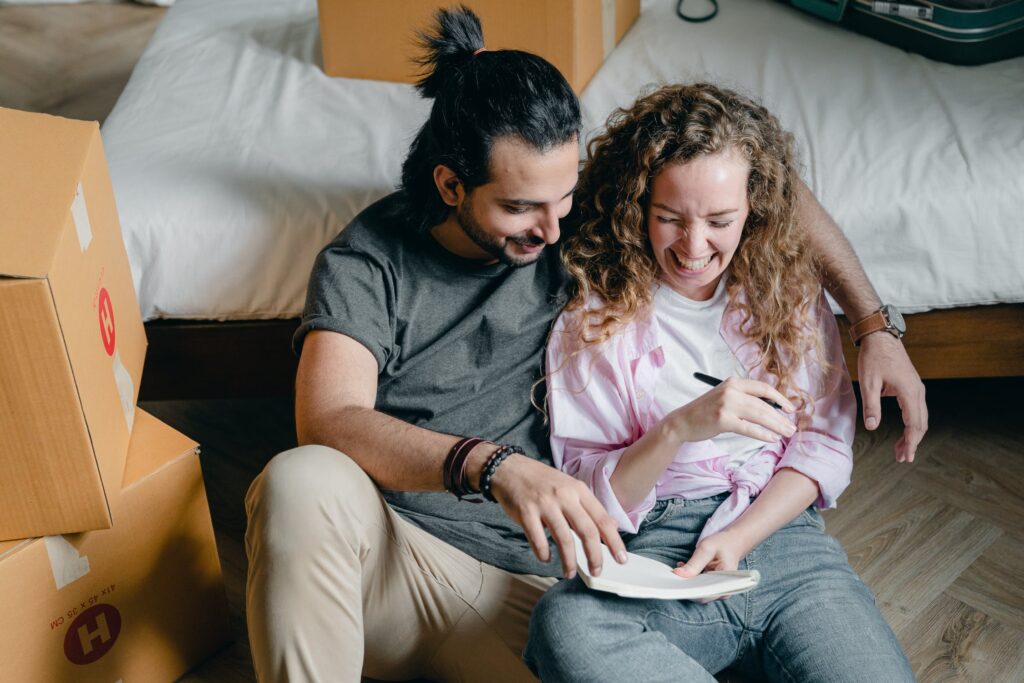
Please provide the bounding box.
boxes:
[674,544,714,578]
[727,377,796,412]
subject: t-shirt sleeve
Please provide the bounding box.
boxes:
[292,241,394,371]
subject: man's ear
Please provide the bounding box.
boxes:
[433,164,463,207]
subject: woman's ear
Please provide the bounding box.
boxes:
[433,164,463,207]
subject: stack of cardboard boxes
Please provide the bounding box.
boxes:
[0,107,231,681]
[318,0,642,93]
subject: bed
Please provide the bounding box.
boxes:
[99,0,1024,399]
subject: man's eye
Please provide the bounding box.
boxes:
[505,206,529,215]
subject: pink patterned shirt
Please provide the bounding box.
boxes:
[546,289,856,541]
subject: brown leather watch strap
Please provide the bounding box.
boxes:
[849,310,888,347]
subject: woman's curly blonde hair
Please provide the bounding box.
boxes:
[562,82,822,398]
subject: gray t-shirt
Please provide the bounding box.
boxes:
[295,192,566,576]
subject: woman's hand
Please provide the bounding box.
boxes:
[673,528,750,577]
[667,377,797,444]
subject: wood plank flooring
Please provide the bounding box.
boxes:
[3,3,1023,681]
[141,377,1024,683]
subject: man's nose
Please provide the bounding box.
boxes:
[536,206,561,244]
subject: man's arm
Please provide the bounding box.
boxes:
[795,179,928,462]
[294,329,627,577]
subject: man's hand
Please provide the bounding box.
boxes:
[857,332,928,462]
[488,454,628,579]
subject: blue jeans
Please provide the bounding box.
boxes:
[524,493,915,682]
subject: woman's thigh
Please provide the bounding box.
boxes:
[746,508,914,683]
[525,576,737,682]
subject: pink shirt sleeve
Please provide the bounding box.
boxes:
[546,311,656,533]
[774,292,856,509]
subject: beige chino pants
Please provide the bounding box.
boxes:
[245,445,557,682]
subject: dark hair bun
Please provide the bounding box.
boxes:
[415,5,485,99]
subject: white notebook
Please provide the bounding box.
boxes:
[573,534,760,600]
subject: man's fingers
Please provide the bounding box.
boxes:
[859,372,883,431]
[579,494,628,564]
[565,509,604,577]
[544,516,578,579]
[521,512,551,563]
[896,384,927,463]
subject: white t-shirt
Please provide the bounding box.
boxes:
[651,278,767,468]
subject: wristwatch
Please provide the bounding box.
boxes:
[849,304,906,347]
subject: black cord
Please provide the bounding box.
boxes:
[676,0,719,23]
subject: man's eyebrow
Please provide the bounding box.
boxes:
[498,184,578,206]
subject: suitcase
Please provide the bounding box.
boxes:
[789,0,1024,65]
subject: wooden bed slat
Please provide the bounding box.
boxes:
[140,304,1024,401]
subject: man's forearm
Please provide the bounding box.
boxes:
[298,406,496,492]
[796,179,881,321]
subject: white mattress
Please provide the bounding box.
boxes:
[102,0,1024,321]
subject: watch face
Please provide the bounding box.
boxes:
[884,305,906,334]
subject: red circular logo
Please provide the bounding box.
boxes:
[63,603,122,665]
[97,288,116,356]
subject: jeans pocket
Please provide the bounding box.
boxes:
[637,502,673,531]
[800,507,827,531]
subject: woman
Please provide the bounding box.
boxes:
[524,83,914,682]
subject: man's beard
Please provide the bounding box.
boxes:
[456,199,545,268]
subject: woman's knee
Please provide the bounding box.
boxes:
[525,579,617,672]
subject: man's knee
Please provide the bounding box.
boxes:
[246,444,383,553]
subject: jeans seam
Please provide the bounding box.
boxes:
[763,638,800,683]
[643,608,734,629]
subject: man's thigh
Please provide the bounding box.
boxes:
[246,445,553,682]
[362,514,555,683]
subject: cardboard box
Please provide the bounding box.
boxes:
[318,0,640,93]
[0,410,232,682]
[0,107,147,541]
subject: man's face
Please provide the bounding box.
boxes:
[454,136,579,267]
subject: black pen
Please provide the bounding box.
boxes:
[693,372,783,410]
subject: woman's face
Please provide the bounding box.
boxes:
[647,151,750,301]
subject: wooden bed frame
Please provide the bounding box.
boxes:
[138,304,1024,400]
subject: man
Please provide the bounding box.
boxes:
[245,8,927,682]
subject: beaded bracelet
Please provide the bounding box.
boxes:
[479,444,524,503]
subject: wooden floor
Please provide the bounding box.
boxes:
[144,378,1024,682]
[4,3,1024,682]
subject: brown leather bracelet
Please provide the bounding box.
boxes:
[443,437,486,499]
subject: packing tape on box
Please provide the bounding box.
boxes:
[70,182,93,252]
[602,0,616,58]
[112,349,136,432]
[44,536,92,590]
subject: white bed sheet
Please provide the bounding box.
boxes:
[102,0,1024,321]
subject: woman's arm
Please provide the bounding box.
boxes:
[674,468,817,576]
[610,378,797,512]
